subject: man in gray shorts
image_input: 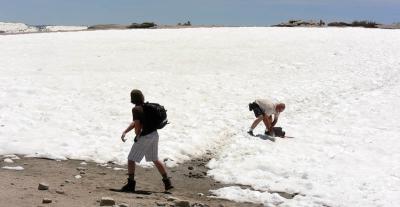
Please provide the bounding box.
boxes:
[120,89,173,192]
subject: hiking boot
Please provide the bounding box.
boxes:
[247,130,254,136]
[162,178,174,191]
[120,178,136,192]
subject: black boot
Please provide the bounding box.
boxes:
[162,178,174,191]
[120,178,136,192]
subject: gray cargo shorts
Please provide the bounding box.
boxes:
[128,131,159,162]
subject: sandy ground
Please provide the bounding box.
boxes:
[0,155,261,207]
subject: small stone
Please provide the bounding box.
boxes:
[218,205,224,207]
[155,201,168,206]
[174,200,191,207]
[75,175,82,179]
[56,190,64,194]
[192,203,208,207]
[188,166,194,170]
[166,196,179,201]
[42,198,52,204]
[38,183,49,190]
[119,204,129,207]
[80,162,87,165]
[100,197,115,206]
[4,158,14,163]
[136,195,144,199]
[197,193,204,197]
[65,180,72,183]
[80,171,86,175]
[76,167,86,171]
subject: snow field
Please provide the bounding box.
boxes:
[1,28,400,206]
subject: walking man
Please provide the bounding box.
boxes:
[248,99,285,137]
[120,89,173,192]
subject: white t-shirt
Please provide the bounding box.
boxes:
[255,99,280,117]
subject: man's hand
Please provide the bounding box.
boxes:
[121,132,127,142]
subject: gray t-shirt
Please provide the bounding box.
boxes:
[255,99,280,118]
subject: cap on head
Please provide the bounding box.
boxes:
[130,89,144,105]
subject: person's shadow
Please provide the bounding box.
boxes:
[255,134,276,142]
[109,188,170,195]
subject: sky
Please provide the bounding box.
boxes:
[0,0,399,26]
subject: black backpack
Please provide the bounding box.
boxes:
[142,102,168,130]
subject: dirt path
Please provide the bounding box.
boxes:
[0,155,261,207]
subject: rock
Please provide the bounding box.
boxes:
[56,190,65,194]
[38,183,49,190]
[42,198,52,204]
[4,158,14,163]
[100,197,115,206]
[118,204,129,207]
[197,193,204,197]
[76,167,86,171]
[188,166,194,170]
[80,162,87,165]
[65,180,72,183]
[173,200,190,207]
[155,201,168,206]
[192,203,209,207]
[80,171,86,175]
[136,195,144,199]
[75,175,82,179]
[166,196,179,201]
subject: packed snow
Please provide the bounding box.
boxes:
[0,28,399,207]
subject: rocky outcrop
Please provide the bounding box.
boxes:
[273,20,325,27]
[127,22,157,29]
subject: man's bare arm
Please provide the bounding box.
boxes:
[121,122,135,142]
[271,117,278,127]
[263,115,274,134]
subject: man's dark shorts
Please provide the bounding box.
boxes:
[249,102,264,118]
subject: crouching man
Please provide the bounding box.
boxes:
[120,89,173,192]
[248,98,285,137]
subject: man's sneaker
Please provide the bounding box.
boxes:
[162,178,174,191]
[120,178,136,192]
[247,130,254,136]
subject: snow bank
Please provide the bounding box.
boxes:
[44,26,87,32]
[0,22,38,33]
